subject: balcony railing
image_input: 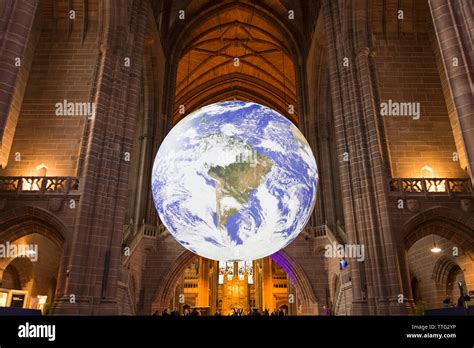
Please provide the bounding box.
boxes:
[389,178,472,195]
[123,223,168,257]
[0,176,80,194]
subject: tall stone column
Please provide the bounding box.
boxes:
[52,0,150,315]
[322,0,413,315]
[197,258,210,308]
[262,258,273,311]
[0,0,39,169]
[209,261,217,314]
[254,260,263,310]
[429,0,474,183]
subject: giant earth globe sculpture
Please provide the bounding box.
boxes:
[152,101,318,261]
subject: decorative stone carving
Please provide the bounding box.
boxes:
[406,199,420,213]
[460,199,472,213]
[48,198,63,212]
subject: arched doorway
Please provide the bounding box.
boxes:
[403,208,474,310]
[152,249,317,315]
[0,207,67,313]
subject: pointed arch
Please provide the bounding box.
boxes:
[270,250,318,314]
[0,206,68,248]
[403,206,474,253]
[166,0,304,123]
[151,249,318,315]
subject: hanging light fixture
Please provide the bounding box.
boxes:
[430,243,441,253]
[430,236,441,253]
[35,163,48,176]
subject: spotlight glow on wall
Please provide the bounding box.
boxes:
[430,244,441,253]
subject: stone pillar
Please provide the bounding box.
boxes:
[209,261,217,314]
[52,0,150,315]
[261,258,273,311]
[322,0,413,315]
[429,0,474,183]
[254,260,263,310]
[0,0,39,169]
[132,91,150,233]
[197,258,209,308]
[315,70,343,230]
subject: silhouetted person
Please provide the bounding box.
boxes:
[190,308,199,316]
[323,305,332,316]
[443,297,451,308]
[271,309,278,316]
[250,308,261,316]
[278,308,284,316]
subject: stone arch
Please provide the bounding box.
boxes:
[164,0,305,124]
[403,206,474,253]
[151,249,318,315]
[270,250,319,314]
[0,206,68,307]
[1,256,34,290]
[432,255,459,286]
[0,206,68,248]
[151,250,198,312]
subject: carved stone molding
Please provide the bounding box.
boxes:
[406,199,420,213]
[460,199,472,213]
[48,198,63,212]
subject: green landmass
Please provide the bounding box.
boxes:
[208,151,273,226]
[221,208,238,225]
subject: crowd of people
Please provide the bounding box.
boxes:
[154,307,288,316]
[154,307,203,316]
[222,308,286,316]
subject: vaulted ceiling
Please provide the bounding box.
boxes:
[34,0,432,126]
[174,3,297,122]
[167,0,316,124]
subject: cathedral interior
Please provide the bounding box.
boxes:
[0,0,472,316]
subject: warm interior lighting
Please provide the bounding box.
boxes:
[420,165,446,192]
[426,179,446,192]
[21,178,41,191]
[35,163,48,176]
[421,165,433,175]
[430,243,441,253]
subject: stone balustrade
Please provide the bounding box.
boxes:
[389,178,472,196]
[0,176,80,194]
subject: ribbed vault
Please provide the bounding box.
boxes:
[172,0,298,123]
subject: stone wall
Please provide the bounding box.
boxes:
[2,9,100,176]
[374,31,467,178]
